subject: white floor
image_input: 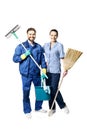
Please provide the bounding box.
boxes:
[0,77,87,130]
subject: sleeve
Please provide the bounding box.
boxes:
[43,44,47,62]
[13,45,23,63]
[59,44,65,59]
[40,47,47,68]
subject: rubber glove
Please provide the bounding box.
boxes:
[42,68,46,74]
[20,50,31,60]
[41,68,47,79]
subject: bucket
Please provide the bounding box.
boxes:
[35,86,50,101]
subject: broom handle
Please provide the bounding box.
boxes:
[12,32,48,79]
[50,75,64,111]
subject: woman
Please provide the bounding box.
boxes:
[43,29,69,116]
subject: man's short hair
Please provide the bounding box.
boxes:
[27,28,36,33]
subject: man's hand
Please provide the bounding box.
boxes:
[20,50,31,60]
[41,68,48,79]
[42,68,46,74]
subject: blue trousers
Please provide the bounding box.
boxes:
[46,72,66,110]
[21,74,43,114]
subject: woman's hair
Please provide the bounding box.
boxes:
[49,29,58,36]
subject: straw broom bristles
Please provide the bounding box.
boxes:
[63,48,83,71]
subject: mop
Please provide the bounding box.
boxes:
[35,78,50,101]
[48,48,83,116]
[5,25,48,79]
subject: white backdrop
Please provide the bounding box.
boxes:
[0,0,87,129]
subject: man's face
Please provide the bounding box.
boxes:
[27,30,36,42]
[50,31,58,42]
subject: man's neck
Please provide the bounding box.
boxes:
[28,40,34,46]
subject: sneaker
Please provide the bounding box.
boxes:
[48,109,56,116]
[25,113,32,119]
[62,106,69,114]
[35,109,47,113]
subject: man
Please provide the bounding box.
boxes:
[13,28,47,118]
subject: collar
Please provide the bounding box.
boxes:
[28,40,35,46]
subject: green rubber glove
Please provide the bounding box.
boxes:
[25,50,31,56]
[21,50,31,60]
[41,73,47,79]
[41,68,47,79]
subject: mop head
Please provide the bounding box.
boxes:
[63,48,83,71]
[5,25,20,38]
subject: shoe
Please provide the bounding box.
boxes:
[35,109,47,113]
[62,106,69,114]
[48,109,56,116]
[25,113,32,119]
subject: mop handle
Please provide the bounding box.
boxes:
[12,32,27,51]
[12,32,19,39]
[12,32,48,79]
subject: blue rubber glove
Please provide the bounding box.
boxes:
[20,50,31,60]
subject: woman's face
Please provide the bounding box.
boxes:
[50,31,58,42]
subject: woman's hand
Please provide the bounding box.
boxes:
[63,70,68,77]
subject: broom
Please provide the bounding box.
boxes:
[63,48,83,71]
[48,48,83,116]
